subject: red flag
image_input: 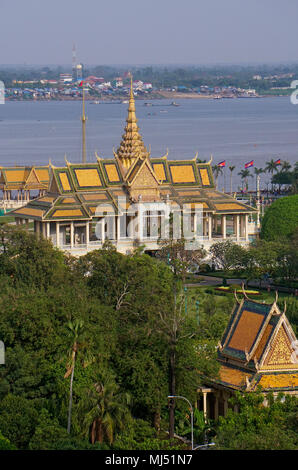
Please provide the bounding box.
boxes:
[274,159,281,165]
[218,160,226,167]
[245,160,254,168]
[78,81,83,87]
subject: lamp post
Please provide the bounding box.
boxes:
[168,395,193,450]
[184,287,188,314]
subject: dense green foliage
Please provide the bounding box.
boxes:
[215,392,298,450]
[0,226,223,450]
[0,225,297,450]
[210,234,298,286]
[261,195,298,241]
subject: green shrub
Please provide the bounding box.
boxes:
[261,195,298,241]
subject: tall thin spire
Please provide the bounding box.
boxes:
[81,81,87,163]
[116,75,149,170]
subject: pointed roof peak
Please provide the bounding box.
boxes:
[115,73,149,170]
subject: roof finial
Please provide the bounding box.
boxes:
[275,290,279,304]
[283,300,287,315]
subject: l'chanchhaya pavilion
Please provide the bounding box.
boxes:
[10,82,258,256]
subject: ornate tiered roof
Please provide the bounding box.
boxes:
[0,165,49,191]
[12,155,256,221]
[215,292,298,393]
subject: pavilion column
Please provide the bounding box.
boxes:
[117,215,121,241]
[203,391,208,423]
[235,215,240,241]
[240,215,245,238]
[223,394,229,417]
[214,394,219,421]
[203,217,206,237]
[222,215,226,239]
[42,222,46,238]
[70,222,74,248]
[193,213,197,239]
[101,219,105,243]
[137,206,143,241]
[46,222,50,239]
[245,214,249,242]
[35,220,40,239]
[208,214,212,241]
[56,222,60,248]
[127,216,133,239]
[86,221,89,247]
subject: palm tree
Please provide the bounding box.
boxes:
[238,169,251,192]
[64,319,85,434]
[281,161,291,172]
[228,165,235,194]
[265,159,279,191]
[212,165,223,190]
[79,374,131,445]
[265,159,279,175]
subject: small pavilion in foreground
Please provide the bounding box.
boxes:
[197,292,298,419]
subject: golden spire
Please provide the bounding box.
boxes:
[116,75,149,170]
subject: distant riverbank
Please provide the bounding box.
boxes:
[5,90,264,103]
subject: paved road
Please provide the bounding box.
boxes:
[185,275,296,294]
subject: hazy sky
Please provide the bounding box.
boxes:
[1,0,297,65]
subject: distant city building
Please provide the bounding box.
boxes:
[59,73,73,84]
[75,63,83,80]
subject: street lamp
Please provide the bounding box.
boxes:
[168,395,193,450]
[184,287,188,314]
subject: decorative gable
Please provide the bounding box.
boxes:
[262,323,296,370]
[25,168,40,187]
[126,158,161,202]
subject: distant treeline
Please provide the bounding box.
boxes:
[1,63,298,92]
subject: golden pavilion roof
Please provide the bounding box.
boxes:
[213,293,298,393]
[115,77,149,170]
[0,165,49,190]
[11,155,257,222]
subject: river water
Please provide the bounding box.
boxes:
[0,96,297,188]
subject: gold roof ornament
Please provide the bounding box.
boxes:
[115,75,150,170]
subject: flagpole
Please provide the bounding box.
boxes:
[81,81,87,164]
